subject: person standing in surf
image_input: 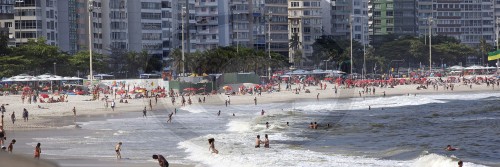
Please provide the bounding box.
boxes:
[7,139,15,153]
[143,107,147,118]
[152,154,169,167]
[255,135,262,148]
[264,134,270,148]
[115,142,122,159]
[208,138,218,154]
[34,143,41,159]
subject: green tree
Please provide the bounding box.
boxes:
[68,51,109,77]
[289,32,302,67]
[11,38,69,75]
[479,38,493,65]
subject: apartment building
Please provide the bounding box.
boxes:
[1,0,59,47]
[175,0,197,53]
[368,0,417,43]
[0,0,14,37]
[421,0,494,47]
[288,0,324,66]
[194,0,230,51]
[266,0,288,56]
[330,0,369,46]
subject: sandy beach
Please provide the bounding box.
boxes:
[1,80,499,166]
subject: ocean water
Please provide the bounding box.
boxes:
[29,92,500,167]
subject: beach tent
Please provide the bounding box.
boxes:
[465,65,486,70]
[93,74,114,80]
[448,66,464,70]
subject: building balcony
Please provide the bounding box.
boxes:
[436,24,461,27]
[436,16,461,19]
[436,8,461,11]
[436,0,461,3]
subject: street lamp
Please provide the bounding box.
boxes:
[181,6,186,76]
[496,17,500,75]
[268,11,272,80]
[88,0,94,86]
[53,62,56,75]
[349,15,353,75]
[428,17,433,73]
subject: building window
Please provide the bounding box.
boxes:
[290,1,299,7]
[212,34,216,39]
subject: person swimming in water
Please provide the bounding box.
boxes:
[445,145,457,151]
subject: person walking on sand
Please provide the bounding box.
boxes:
[34,143,41,159]
[152,154,169,167]
[264,134,270,148]
[254,97,257,105]
[0,125,5,146]
[11,112,15,124]
[143,107,147,118]
[22,108,28,122]
[149,99,153,111]
[111,100,116,111]
[167,112,173,123]
[115,142,122,159]
[7,139,15,153]
[208,138,219,154]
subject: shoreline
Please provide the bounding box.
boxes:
[1,82,499,166]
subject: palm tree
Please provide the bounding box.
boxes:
[479,38,492,65]
[289,32,302,68]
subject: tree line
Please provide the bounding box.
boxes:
[311,34,493,74]
[0,37,162,78]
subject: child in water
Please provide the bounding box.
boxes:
[208,138,218,154]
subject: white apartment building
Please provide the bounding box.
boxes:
[418,0,494,47]
[3,0,59,47]
[193,0,230,51]
[331,0,369,46]
[288,0,324,66]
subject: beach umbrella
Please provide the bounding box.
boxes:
[40,94,49,98]
[183,87,197,91]
[223,86,232,90]
[22,86,31,91]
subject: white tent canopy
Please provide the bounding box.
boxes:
[448,65,464,70]
[2,73,83,82]
[465,65,486,70]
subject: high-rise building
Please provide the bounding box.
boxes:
[419,0,494,47]
[0,0,14,38]
[288,0,325,66]
[368,0,417,43]
[194,0,230,51]
[5,0,59,47]
[330,0,369,46]
[266,0,288,56]
[175,0,197,53]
